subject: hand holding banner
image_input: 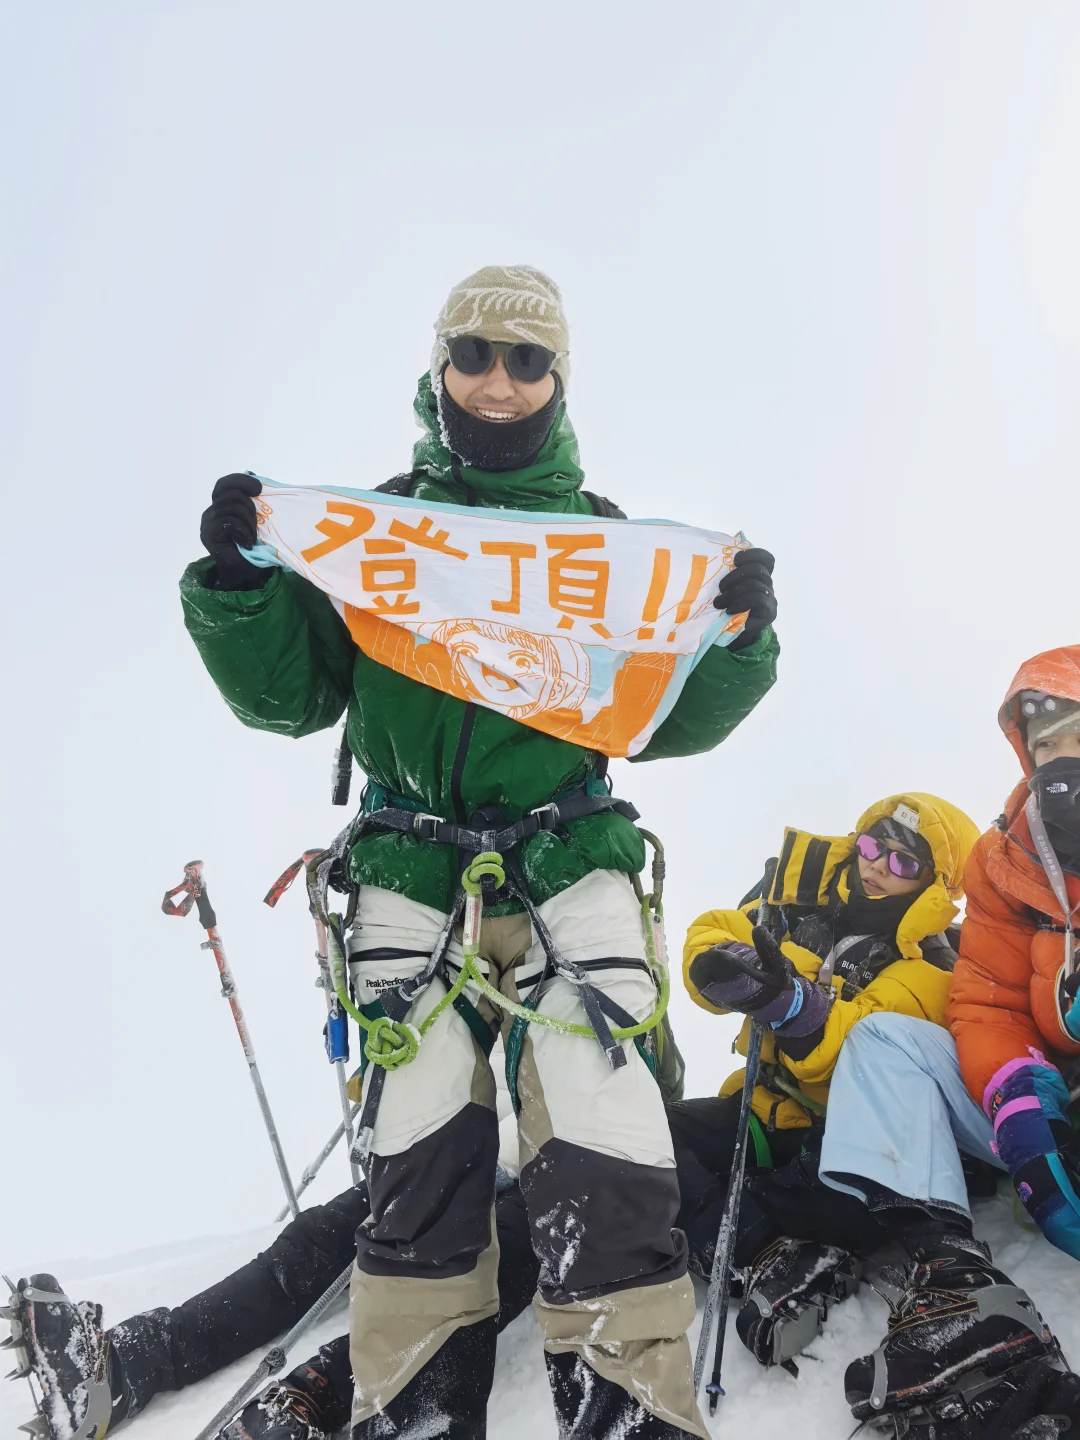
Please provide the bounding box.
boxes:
[245,479,751,758]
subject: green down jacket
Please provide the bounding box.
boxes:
[182,374,779,912]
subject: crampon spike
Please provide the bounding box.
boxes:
[18,1417,48,1438]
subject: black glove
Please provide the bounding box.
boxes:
[199,473,268,591]
[714,547,776,649]
[688,925,791,1014]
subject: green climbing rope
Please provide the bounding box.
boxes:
[328,850,669,1071]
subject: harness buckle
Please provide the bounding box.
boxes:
[530,802,561,833]
[412,813,442,841]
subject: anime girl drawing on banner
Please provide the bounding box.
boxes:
[422,617,590,722]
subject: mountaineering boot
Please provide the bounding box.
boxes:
[845,1232,1079,1434]
[221,1386,329,1440]
[221,1340,353,1440]
[848,1361,1080,1437]
[735,1237,861,1373]
[3,1275,114,1440]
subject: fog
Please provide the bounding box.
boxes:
[2,0,1077,1264]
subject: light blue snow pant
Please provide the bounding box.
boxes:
[819,1012,1006,1213]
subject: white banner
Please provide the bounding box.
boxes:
[247,479,750,758]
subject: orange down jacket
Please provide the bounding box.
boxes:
[949,645,1080,1106]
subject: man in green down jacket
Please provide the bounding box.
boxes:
[182,265,779,1440]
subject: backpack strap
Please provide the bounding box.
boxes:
[374,470,424,496]
[583,490,626,519]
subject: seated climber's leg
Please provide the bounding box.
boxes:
[816,1012,1079,1431]
[732,1012,1008,1378]
[6,1186,371,1438]
[666,1094,807,1279]
[818,1009,1002,1222]
[509,869,708,1440]
[346,885,502,1440]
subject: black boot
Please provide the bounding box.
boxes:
[735,1237,861,1373]
[3,1275,114,1440]
[545,1351,700,1439]
[222,1337,353,1440]
[845,1232,1077,1434]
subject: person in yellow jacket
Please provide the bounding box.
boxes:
[673,792,1080,1434]
[668,794,980,1364]
[682,792,977,1137]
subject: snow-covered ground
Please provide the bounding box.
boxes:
[3,1181,1078,1439]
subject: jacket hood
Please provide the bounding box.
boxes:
[999,645,1080,778]
[410,371,585,510]
[767,792,980,961]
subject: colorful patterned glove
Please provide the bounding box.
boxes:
[985,1055,1080,1260]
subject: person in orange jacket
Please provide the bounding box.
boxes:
[949,645,1080,1262]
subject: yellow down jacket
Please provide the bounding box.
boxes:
[683,793,980,1130]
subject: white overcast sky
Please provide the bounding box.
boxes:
[2,0,1078,1264]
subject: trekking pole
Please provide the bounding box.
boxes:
[191,1263,352,1440]
[692,857,782,1413]
[692,1022,764,1410]
[273,1103,362,1222]
[265,851,362,1188]
[163,861,300,1220]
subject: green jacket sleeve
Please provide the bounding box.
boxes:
[629,626,778,763]
[180,559,356,737]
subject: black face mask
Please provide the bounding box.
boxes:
[437,370,562,473]
[840,860,925,941]
[1029,756,1080,877]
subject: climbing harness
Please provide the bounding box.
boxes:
[304,785,671,1165]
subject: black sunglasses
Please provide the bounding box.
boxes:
[444,335,565,385]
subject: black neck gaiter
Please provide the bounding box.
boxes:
[1029,757,1080,878]
[840,861,925,941]
[437,371,563,472]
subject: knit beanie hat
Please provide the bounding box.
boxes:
[432,265,570,393]
[1026,697,1080,753]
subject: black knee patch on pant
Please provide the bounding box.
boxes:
[357,1102,499,1278]
[545,1351,699,1439]
[520,1137,687,1302]
[350,1315,498,1440]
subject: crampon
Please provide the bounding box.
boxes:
[219,1381,331,1440]
[2,1274,113,1440]
[736,1237,862,1376]
[846,1235,1080,1439]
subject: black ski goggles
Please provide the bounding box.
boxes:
[443,335,565,385]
